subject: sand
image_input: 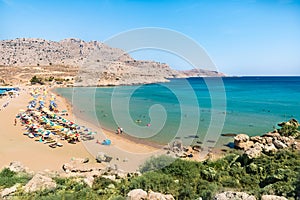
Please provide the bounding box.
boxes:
[0,85,227,173]
[0,86,166,172]
[0,86,95,172]
[54,90,165,172]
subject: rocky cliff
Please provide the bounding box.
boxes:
[0,38,224,86]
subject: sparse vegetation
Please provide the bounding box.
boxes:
[30,76,44,85]
[0,168,31,189]
[2,149,299,200]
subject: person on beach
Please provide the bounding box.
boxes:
[120,127,123,134]
[116,127,121,134]
[14,118,17,126]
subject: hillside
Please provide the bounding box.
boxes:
[0,38,224,86]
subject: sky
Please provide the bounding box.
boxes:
[0,0,300,75]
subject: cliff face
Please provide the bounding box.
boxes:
[0,38,224,86]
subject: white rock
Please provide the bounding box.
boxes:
[8,161,26,173]
[1,184,20,198]
[148,191,175,200]
[214,191,256,200]
[127,189,147,200]
[261,195,288,200]
[23,174,56,193]
[83,175,94,188]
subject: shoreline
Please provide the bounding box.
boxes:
[51,87,169,172]
[0,84,230,173]
[52,86,232,162]
[52,87,164,150]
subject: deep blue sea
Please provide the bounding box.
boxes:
[55,76,300,145]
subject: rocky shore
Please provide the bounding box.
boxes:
[234,119,299,159]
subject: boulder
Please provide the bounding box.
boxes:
[96,152,112,163]
[273,139,287,149]
[62,162,94,173]
[1,184,20,198]
[261,195,288,200]
[8,161,26,173]
[263,132,281,139]
[102,175,116,181]
[245,144,262,159]
[71,157,89,164]
[148,191,175,200]
[169,140,184,153]
[83,175,94,188]
[127,189,148,200]
[265,137,273,145]
[23,174,56,193]
[234,134,254,150]
[214,191,256,200]
[250,136,264,144]
[278,136,295,147]
[262,144,277,153]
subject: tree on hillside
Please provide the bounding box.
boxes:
[30,76,44,85]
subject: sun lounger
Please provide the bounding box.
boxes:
[28,133,34,138]
[44,139,55,144]
[49,143,57,148]
[56,142,63,147]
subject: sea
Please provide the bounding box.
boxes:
[54,76,300,145]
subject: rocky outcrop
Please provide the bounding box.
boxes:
[234,120,298,159]
[0,38,224,86]
[214,191,256,200]
[244,143,262,159]
[127,189,175,200]
[261,195,288,200]
[234,134,253,150]
[148,191,175,200]
[23,173,57,193]
[8,161,27,173]
[1,184,20,198]
[62,158,105,173]
[127,189,148,200]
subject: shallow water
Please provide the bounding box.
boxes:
[55,76,300,145]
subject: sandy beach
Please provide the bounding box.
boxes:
[0,85,166,172]
[53,90,166,172]
[0,86,96,172]
[0,85,228,173]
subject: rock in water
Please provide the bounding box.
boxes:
[24,174,56,193]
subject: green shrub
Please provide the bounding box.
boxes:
[139,155,175,173]
[0,168,31,188]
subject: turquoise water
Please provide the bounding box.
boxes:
[55,77,300,145]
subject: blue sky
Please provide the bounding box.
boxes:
[0,0,300,75]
